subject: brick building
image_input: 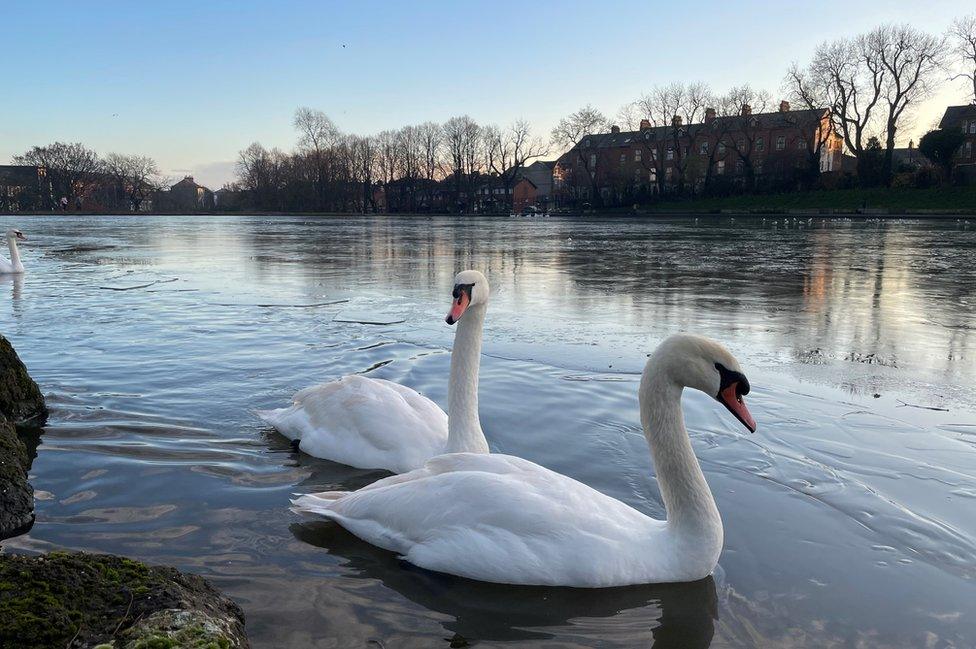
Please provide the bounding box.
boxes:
[939,105,976,177]
[554,101,843,205]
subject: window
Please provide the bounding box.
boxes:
[649,170,656,182]
[755,160,764,175]
[699,142,708,154]
[666,147,674,161]
[776,136,785,151]
[756,137,764,152]
[969,120,976,134]
[717,160,725,175]
[736,139,744,150]
[635,149,642,162]
[717,142,726,156]
[634,168,642,183]
[620,153,627,165]
[665,167,673,181]
[796,139,806,150]
[964,142,974,159]
[589,153,597,168]
[584,138,592,147]
[735,160,744,174]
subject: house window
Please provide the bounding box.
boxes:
[964,142,974,159]
[589,153,597,168]
[620,153,627,165]
[666,147,674,160]
[717,161,725,175]
[635,149,642,162]
[717,142,726,156]
[776,136,785,150]
[736,139,744,150]
[699,142,708,154]
[665,167,673,181]
[735,160,744,174]
[969,120,976,134]
[649,170,656,182]
[756,137,764,152]
[796,139,806,150]
[585,138,592,147]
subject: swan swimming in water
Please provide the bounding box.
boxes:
[0,229,27,274]
[258,270,491,473]
[293,333,757,587]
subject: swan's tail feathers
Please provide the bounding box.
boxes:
[254,406,301,440]
[291,492,349,518]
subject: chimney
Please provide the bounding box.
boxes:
[704,107,716,123]
[610,125,620,134]
[671,115,682,128]
[639,118,651,131]
[779,100,790,113]
[740,104,752,116]
[908,139,914,150]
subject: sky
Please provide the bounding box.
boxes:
[2,0,972,188]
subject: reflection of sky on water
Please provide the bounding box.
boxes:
[1,213,974,648]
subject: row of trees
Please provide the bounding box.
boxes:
[7,142,162,211]
[234,110,548,212]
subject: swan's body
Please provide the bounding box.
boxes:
[0,229,26,274]
[293,334,757,587]
[258,270,490,474]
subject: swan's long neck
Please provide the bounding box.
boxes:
[445,303,489,454]
[640,368,722,538]
[7,237,22,270]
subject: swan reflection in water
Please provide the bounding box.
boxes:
[291,520,717,648]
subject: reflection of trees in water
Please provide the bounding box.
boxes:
[291,521,717,648]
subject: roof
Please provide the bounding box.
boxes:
[568,107,829,153]
[171,176,210,192]
[939,105,976,129]
[515,177,538,189]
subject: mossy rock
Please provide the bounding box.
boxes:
[0,334,47,427]
[0,552,248,648]
[0,419,32,539]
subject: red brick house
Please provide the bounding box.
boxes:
[554,101,842,205]
[939,105,976,176]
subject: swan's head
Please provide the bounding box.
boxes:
[445,270,489,325]
[648,334,756,433]
[5,229,25,241]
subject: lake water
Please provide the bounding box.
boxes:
[2,213,975,648]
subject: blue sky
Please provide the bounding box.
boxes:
[2,0,971,187]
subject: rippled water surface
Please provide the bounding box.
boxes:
[2,213,976,648]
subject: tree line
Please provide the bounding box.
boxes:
[6,15,975,213]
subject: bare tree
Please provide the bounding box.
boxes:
[348,135,376,213]
[236,142,288,210]
[866,24,945,183]
[443,115,482,211]
[293,107,339,209]
[949,14,976,104]
[483,120,548,208]
[806,36,886,185]
[103,153,160,210]
[783,64,840,185]
[14,142,102,208]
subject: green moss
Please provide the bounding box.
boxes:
[0,552,246,649]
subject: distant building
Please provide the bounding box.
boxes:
[214,187,243,211]
[156,176,214,212]
[554,101,843,205]
[0,165,50,211]
[890,141,932,171]
[513,160,556,211]
[939,105,976,177]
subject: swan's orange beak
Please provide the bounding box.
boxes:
[446,291,470,325]
[718,383,756,433]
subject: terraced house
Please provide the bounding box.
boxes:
[554,101,843,206]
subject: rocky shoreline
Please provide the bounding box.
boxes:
[0,335,249,647]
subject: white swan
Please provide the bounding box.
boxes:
[0,229,27,274]
[292,334,757,587]
[258,270,491,473]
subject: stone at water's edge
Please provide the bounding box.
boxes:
[0,333,46,539]
[0,334,47,426]
[0,420,33,539]
[0,552,249,648]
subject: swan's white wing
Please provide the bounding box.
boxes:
[0,257,13,274]
[258,375,447,473]
[293,453,670,587]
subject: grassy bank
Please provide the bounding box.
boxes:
[643,185,976,214]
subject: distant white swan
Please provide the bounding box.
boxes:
[293,334,757,587]
[0,229,27,274]
[258,270,491,473]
